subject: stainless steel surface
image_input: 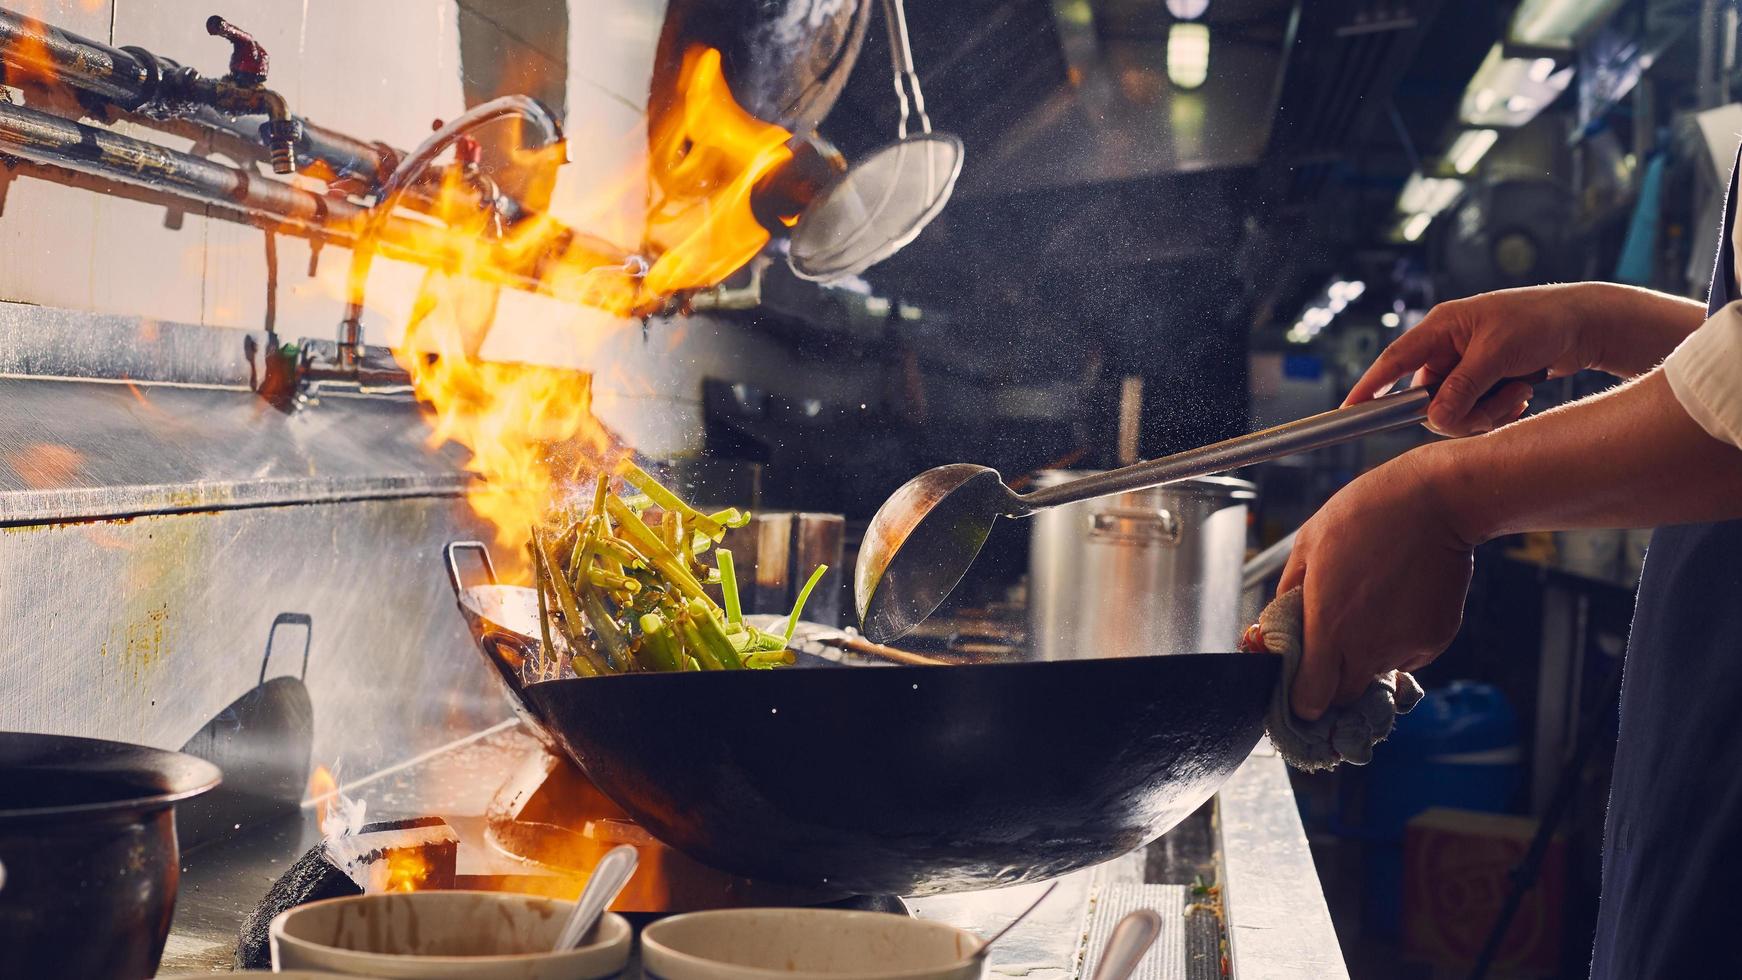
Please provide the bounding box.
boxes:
[972,882,1058,964]
[0,302,258,387]
[1090,909,1165,980]
[556,844,637,950]
[1029,473,1254,660]
[0,307,516,834]
[1217,743,1349,980]
[0,303,469,524]
[160,723,1329,977]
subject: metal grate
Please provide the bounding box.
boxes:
[1082,883,1188,980]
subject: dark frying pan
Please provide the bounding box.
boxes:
[446,543,1278,896]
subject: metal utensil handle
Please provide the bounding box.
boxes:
[1020,386,1433,511]
[880,0,931,137]
[1091,908,1164,980]
[555,844,638,950]
[974,882,1058,961]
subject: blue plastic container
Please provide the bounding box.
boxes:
[1358,681,1522,935]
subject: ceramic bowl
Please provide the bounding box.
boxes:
[270,890,631,979]
[641,908,985,980]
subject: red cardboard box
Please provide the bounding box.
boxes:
[1403,807,1565,977]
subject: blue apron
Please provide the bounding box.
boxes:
[1589,148,1742,978]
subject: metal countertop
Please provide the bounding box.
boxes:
[159,728,1342,978]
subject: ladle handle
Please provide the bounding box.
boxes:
[1019,375,1541,512]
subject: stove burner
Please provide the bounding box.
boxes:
[482,747,861,912]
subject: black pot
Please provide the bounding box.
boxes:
[0,732,221,979]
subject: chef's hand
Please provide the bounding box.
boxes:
[1278,445,1475,721]
[1346,283,1710,437]
[1343,285,1604,437]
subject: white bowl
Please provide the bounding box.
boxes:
[270,890,631,979]
[641,908,986,980]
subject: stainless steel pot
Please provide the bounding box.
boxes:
[1028,472,1256,660]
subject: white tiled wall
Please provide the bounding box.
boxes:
[0,0,853,453]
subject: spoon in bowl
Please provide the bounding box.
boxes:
[553,844,638,951]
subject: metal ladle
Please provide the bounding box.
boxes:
[856,378,1537,643]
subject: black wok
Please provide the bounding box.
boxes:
[522,653,1276,896]
[446,541,1279,896]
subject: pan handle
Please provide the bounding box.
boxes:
[445,540,498,597]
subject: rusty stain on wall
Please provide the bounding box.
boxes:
[2,442,86,489]
[101,603,171,681]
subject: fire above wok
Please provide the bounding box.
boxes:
[447,543,1278,896]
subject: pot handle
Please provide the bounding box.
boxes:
[1088,507,1180,545]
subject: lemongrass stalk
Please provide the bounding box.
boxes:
[532,537,562,679]
[637,613,682,672]
[744,649,796,668]
[539,533,612,676]
[606,495,720,613]
[618,461,728,540]
[707,507,752,529]
[716,548,743,627]
[585,568,641,593]
[577,579,631,672]
[688,597,747,669]
[784,565,829,643]
[675,611,729,670]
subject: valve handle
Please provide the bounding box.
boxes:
[207,15,269,82]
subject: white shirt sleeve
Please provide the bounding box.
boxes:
[1663,300,1742,449]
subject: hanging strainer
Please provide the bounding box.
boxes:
[788,0,965,283]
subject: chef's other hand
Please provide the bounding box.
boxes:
[1277,447,1475,721]
[1344,284,1605,436]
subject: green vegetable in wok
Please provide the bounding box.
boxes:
[530,462,817,675]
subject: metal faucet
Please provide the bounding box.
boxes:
[335,95,564,371]
[201,15,300,174]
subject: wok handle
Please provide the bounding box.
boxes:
[260,611,312,685]
[1020,374,1545,512]
[445,540,498,597]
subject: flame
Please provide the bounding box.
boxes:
[641,46,793,297]
[308,765,338,823]
[381,848,433,892]
[381,46,792,573]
